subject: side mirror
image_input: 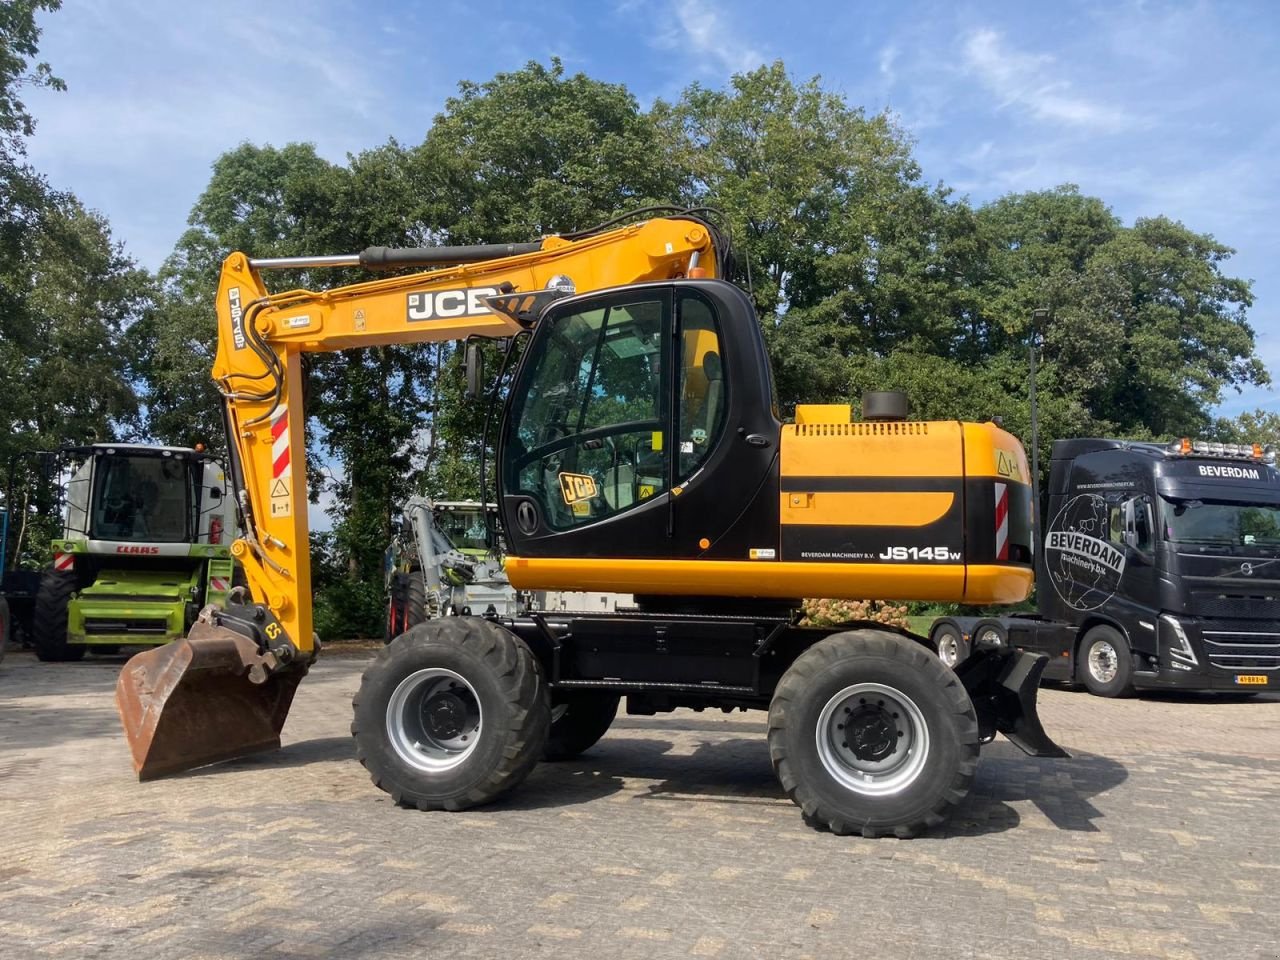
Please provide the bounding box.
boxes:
[464,342,483,399]
[1120,500,1140,549]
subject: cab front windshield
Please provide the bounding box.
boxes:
[435,507,490,553]
[90,454,196,542]
[1159,498,1280,547]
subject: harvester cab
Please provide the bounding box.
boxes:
[33,444,238,661]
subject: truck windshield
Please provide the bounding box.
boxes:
[1159,498,1280,547]
[90,454,196,543]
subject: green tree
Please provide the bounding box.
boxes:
[0,0,63,160]
[657,62,969,407]
[974,187,1265,437]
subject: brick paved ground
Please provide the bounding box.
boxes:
[1,647,1278,960]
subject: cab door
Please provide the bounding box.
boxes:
[500,287,675,558]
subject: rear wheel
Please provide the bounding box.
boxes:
[544,691,620,760]
[352,617,549,810]
[768,630,979,838]
[1078,625,1134,698]
[932,624,969,669]
[32,571,84,662]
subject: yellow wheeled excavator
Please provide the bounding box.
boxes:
[116,211,1065,837]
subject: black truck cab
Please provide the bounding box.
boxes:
[932,437,1280,695]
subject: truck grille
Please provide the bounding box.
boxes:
[1202,629,1280,672]
[1190,592,1280,619]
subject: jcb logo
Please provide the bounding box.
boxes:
[559,472,598,505]
[407,287,500,322]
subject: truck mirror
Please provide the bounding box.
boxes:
[1121,500,1138,548]
[464,342,483,399]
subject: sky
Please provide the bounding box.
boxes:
[22,0,1280,426]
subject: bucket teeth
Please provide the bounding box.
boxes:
[115,623,306,781]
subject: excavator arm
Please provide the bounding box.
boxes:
[116,216,720,779]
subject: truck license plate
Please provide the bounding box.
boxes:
[1235,675,1268,685]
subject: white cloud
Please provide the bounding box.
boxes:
[962,28,1131,133]
[650,0,766,77]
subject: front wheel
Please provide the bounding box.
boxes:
[32,571,84,662]
[1078,625,1135,698]
[352,617,549,810]
[768,630,980,838]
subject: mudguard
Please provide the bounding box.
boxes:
[955,648,1069,758]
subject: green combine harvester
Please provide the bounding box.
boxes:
[33,444,239,661]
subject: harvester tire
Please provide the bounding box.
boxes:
[767,629,979,838]
[352,616,549,811]
[544,691,620,761]
[32,571,84,662]
[404,574,427,630]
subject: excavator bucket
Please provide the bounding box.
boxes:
[115,620,306,780]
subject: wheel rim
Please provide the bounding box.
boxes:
[386,668,482,772]
[936,631,960,668]
[1087,640,1119,684]
[815,682,930,797]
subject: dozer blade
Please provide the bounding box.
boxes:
[115,621,306,781]
[957,648,1070,759]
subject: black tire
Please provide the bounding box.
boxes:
[352,616,549,810]
[931,624,969,669]
[385,573,429,644]
[767,629,979,838]
[32,571,84,662]
[383,594,397,645]
[1077,625,1135,698]
[544,691,620,760]
[404,574,427,629]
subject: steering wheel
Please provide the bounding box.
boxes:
[513,419,662,472]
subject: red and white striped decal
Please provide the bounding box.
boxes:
[209,577,229,593]
[994,482,1009,561]
[271,408,291,481]
[54,552,74,572]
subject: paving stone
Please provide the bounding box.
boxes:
[0,650,1277,959]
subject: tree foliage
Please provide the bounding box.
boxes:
[2,48,1271,635]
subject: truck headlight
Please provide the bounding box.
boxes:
[1161,614,1198,666]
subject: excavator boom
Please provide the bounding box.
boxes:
[116,215,721,779]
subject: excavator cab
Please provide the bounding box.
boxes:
[498,280,780,564]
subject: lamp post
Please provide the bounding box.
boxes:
[1029,308,1049,560]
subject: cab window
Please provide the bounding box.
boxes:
[676,293,727,481]
[504,294,669,530]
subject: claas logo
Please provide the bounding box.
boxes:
[559,472,597,505]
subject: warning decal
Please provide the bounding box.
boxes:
[269,408,292,518]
